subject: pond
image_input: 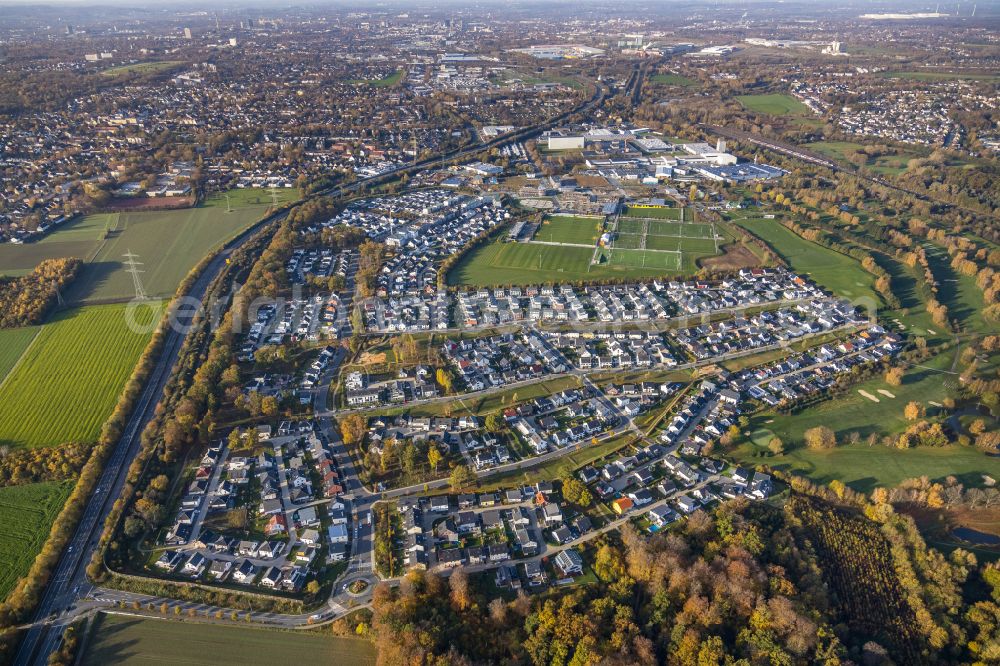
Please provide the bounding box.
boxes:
[952,527,1000,545]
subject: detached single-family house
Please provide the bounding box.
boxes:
[555,549,584,576]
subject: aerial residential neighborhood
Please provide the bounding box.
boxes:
[0,2,998,665]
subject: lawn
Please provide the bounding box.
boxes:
[101,61,184,78]
[737,442,998,495]
[0,302,164,449]
[622,205,681,220]
[495,70,583,89]
[730,350,1000,491]
[650,73,697,87]
[352,70,403,87]
[921,242,998,335]
[204,188,300,209]
[737,94,812,117]
[532,215,602,245]
[0,326,40,383]
[81,613,376,666]
[0,481,74,598]
[449,239,677,286]
[729,214,879,305]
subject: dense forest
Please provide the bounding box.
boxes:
[0,257,80,328]
[357,492,1000,666]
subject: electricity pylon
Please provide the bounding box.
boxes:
[123,250,147,300]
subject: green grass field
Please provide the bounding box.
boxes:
[532,214,602,245]
[730,214,878,304]
[877,70,1000,82]
[101,61,184,78]
[806,141,918,176]
[731,350,1000,491]
[449,239,679,286]
[737,94,812,117]
[352,70,403,87]
[204,188,300,209]
[0,326,40,384]
[739,441,998,494]
[495,70,583,89]
[0,481,74,598]
[650,73,697,87]
[599,248,682,271]
[622,206,681,220]
[922,242,998,335]
[81,614,376,666]
[0,302,164,449]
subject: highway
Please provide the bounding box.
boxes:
[14,213,285,665]
[14,84,608,665]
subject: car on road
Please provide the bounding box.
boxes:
[310,613,322,621]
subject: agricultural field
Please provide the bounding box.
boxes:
[0,326,40,383]
[0,302,164,449]
[729,213,879,304]
[0,213,115,277]
[70,203,271,302]
[649,73,697,87]
[81,614,377,666]
[531,214,602,245]
[0,190,283,302]
[0,481,74,598]
[736,93,812,117]
[733,351,1000,492]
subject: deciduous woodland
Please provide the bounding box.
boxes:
[0,258,79,328]
[359,490,998,666]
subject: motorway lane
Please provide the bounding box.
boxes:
[16,237,262,665]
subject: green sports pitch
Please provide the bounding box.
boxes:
[531,214,603,245]
[597,247,682,271]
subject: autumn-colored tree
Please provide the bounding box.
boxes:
[561,477,593,507]
[261,395,279,417]
[904,401,925,421]
[885,367,905,387]
[340,413,366,447]
[427,446,443,473]
[449,569,471,611]
[804,426,836,450]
